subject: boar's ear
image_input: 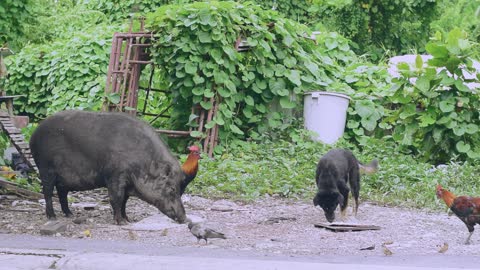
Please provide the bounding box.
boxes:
[337,193,345,207]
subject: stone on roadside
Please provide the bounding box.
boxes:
[73,216,88,224]
[211,200,238,212]
[71,202,98,211]
[40,220,68,236]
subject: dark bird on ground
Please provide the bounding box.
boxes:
[436,184,480,244]
[188,222,226,244]
[180,145,202,195]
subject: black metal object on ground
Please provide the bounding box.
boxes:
[0,111,38,174]
[314,222,381,232]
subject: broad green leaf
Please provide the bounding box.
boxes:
[465,124,479,134]
[425,43,449,58]
[453,125,466,136]
[188,114,199,123]
[439,100,455,113]
[269,78,286,95]
[217,87,230,97]
[229,124,244,135]
[205,121,215,129]
[415,76,430,93]
[256,103,266,113]
[224,80,237,93]
[106,93,120,104]
[185,62,198,74]
[214,113,225,125]
[192,87,204,96]
[245,95,254,106]
[190,131,204,138]
[286,70,301,86]
[456,141,471,153]
[279,96,296,109]
[200,100,213,110]
[418,113,436,127]
[355,100,375,118]
[198,31,212,43]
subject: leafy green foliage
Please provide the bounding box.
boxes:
[84,0,186,22]
[384,29,480,163]
[0,0,38,50]
[431,0,480,55]
[146,1,337,140]
[313,0,439,60]
[4,24,119,119]
[146,1,388,143]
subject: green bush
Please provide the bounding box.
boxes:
[4,23,120,119]
[384,29,480,163]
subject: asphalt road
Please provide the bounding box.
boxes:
[1,233,480,270]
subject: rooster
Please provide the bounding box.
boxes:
[436,184,480,244]
[180,145,201,195]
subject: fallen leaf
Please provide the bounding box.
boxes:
[161,229,168,236]
[128,230,137,240]
[382,244,393,256]
[83,229,91,238]
[438,242,449,253]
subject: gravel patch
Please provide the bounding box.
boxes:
[1,189,479,256]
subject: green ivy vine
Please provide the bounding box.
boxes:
[146,1,355,142]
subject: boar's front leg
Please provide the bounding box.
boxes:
[106,173,129,225]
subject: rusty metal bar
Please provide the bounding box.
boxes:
[129,60,152,64]
[118,38,133,110]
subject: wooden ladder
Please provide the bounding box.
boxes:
[0,112,38,173]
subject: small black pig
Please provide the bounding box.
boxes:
[30,110,188,225]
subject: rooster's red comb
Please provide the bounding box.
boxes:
[188,145,200,152]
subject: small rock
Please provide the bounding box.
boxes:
[71,202,98,211]
[211,200,238,212]
[40,220,68,236]
[73,216,88,224]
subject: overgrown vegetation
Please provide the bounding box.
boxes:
[4,24,119,120]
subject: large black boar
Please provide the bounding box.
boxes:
[30,110,188,225]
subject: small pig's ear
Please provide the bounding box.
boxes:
[337,193,345,207]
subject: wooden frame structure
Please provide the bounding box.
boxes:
[103,24,220,157]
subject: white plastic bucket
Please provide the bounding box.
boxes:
[303,91,351,144]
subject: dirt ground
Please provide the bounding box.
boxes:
[0,188,479,257]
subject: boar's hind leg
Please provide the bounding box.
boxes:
[106,174,129,225]
[56,185,73,217]
[40,169,57,220]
